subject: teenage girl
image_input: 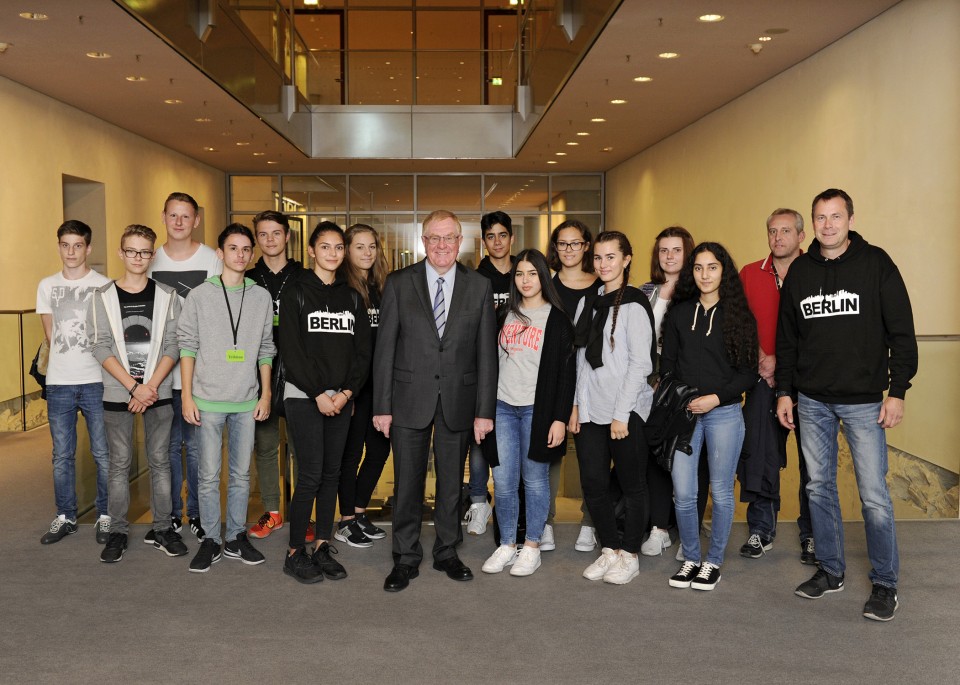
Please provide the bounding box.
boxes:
[569,231,655,585]
[334,224,392,547]
[279,223,372,584]
[662,242,758,591]
[545,219,600,553]
[639,226,695,557]
[481,249,576,577]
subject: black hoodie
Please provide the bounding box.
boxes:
[277,269,371,400]
[246,257,302,345]
[775,231,917,403]
[477,255,516,311]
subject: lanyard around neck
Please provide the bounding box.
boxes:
[220,278,246,349]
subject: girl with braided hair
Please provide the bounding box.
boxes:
[568,231,656,584]
[662,242,758,592]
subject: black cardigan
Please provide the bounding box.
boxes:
[483,306,577,465]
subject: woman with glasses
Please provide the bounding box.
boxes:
[545,220,602,553]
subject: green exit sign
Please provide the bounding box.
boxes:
[489,77,503,86]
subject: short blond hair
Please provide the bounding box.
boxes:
[422,210,461,235]
[121,224,157,247]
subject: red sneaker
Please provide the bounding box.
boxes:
[249,512,283,539]
[305,520,316,544]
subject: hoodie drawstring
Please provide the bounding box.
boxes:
[691,301,717,336]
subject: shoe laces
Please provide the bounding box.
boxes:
[49,516,66,532]
[677,560,698,576]
[255,512,272,528]
[871,584,896,600]
[696,562,717,579]
[98,517,111,532]
[746,533,763,548]
[803,538,815,553]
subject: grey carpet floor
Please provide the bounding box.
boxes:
[1,429,958,684]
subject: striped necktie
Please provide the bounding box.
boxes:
[433,276,446,336]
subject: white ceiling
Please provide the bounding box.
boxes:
[0,0,901,174]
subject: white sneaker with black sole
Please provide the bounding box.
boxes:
[690,561,721,590]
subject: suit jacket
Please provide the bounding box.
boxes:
[373,260,498,432]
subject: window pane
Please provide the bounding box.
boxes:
[551,175,602,212]
[417,175,481,212]
[231,176,279,213]
[483,175,548,214]
[281,176,347,213]
[349,11,412,50]
[348,52,413,105]
[417,11,480,50]
[350,214,418,271]
[350,176,414,212]
[416,51,481,105]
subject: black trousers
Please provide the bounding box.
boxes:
[390,399,469,567]
[285,398,353,547]
[577,412,650,554]
[338,389,392,516]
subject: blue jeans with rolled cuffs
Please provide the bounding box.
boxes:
[798,394,898,588]
[672,403,744,567]
[493,401,549,545]
[197,409,256,545]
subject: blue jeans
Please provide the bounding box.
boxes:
[493,401,549,545]
[798,394,898,588]
[197,409,255,544]
[672,403,744,567]
[169,389,200,518]
[46,383,110,520]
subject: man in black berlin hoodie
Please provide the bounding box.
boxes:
[464,211,516,537]
[776,188,917,623]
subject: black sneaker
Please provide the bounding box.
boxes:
[334,520,373,548]
[863,584,898,622]
[189,538,222,573]
[668,561,701,588]
[690,562,721,590]
[100,532,128,563]
[188,517,205,541]
[740,533,773,559]
[143,529,156,544]
[154,528,189,557]
[355,513,387,540]
[223,532,265,565]
[40,515,78,544]
[171,516,183,533]
[795,568,844,599]
[95,516,111,544]
[312,542,347,580]
[800,537,817,565]
[284,547,324,584]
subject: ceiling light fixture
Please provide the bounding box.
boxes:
[758,36,772,42]
[546,160,558,164]
[602,147,613,152]
[698,14,724,23]
[253,152,266,156]
[555,152,567,156]
[566,142,579,146]
[658,52,679,59]
[267,161,279,165]
[194,117,212,122]
[202,147,216,152]
[633,76,652,82]
[19,12,48,20]
[86,51,111,59]
[610,99,627,104]
[577,131,589,136]
[235,141,250,146]
[591,117,606,123]
[125,75,147,82]
[164,99,183,105]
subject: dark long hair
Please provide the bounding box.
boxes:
[672,241,758,369]
[546,220,595,273]
[593,231,632,350]
[498,249,566,351]
[649,226,695,284]
[341,223,389,308]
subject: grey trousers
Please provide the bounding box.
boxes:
[105,404,174,535]
[254,412,282,512]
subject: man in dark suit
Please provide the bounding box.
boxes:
[373,210,498,592]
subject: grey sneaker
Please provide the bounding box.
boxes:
[40,515,78,545]
[863,584,898,621]
[223,532,265,565]
[795,568,844,599]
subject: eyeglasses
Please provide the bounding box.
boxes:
[121,248,155,259]
[424,234,461,246]
[556,240,586,252]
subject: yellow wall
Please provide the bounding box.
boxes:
[0,75,226,310]
[606,0,960,475]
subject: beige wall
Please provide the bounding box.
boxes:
[606,0,960,477]
[0,75,226,311]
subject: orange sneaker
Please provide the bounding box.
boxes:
[249,512,283,539]
[305,520,316,544]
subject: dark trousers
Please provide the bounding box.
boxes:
[339,389,392,516]
[390,399,469,567]
[576,413,650,554]
[285,398,353,547]
[647,453,675,529]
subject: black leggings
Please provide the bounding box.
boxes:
[338,388,392,516]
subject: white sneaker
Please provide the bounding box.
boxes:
[582,547,618,580]
[603,551,640,585]
[481,544,519,573]
[574,525,597,552]
[640,526,672,556]
[510,546,542,577]
[464,502,492,536]
[539,524,556,551]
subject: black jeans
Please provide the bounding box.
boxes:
[577,412,650,554]
[338,388,392,516]
[285,398,353,547]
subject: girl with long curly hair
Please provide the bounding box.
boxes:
[662,242,758,591]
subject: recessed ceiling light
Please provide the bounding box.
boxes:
[86,51,111,59]
[610,99,627,104]
[577,131,589,136]
[253,152,266,156]
[555,152,567,156]
[634,76,653,82]
[601,147,613,152]
[546,160,558,165]
[194,117,212,122]
[267,161,279,165]
[758,36,772,42]
[202,147,216,152]
[591,117,606,123]
[566,142,579,146]
[698,14,724,23]
[164,99,183,105]
[125,75,147,82]
[235,141,250,146]
[658,52,679,59]
[19,12,48,20]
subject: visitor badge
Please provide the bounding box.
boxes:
[226,349,246,363]
[273,314,280,327]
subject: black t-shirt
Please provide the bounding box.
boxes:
[105,281,170,411]
[552,274,601,321]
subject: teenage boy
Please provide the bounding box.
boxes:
[89,225,188,562]
[246,210,303,540]
[149,192,221,542]
[36,220,111,545]
[464,211,516,537]
[178,224,276,573]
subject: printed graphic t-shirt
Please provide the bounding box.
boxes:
[36,269,111,385]
[497,303,551,406]
[116,280,156,382]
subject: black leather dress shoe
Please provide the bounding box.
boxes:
[432,556,474,581]
[384,564,419,592]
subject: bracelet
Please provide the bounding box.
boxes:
[129,380,140,397]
